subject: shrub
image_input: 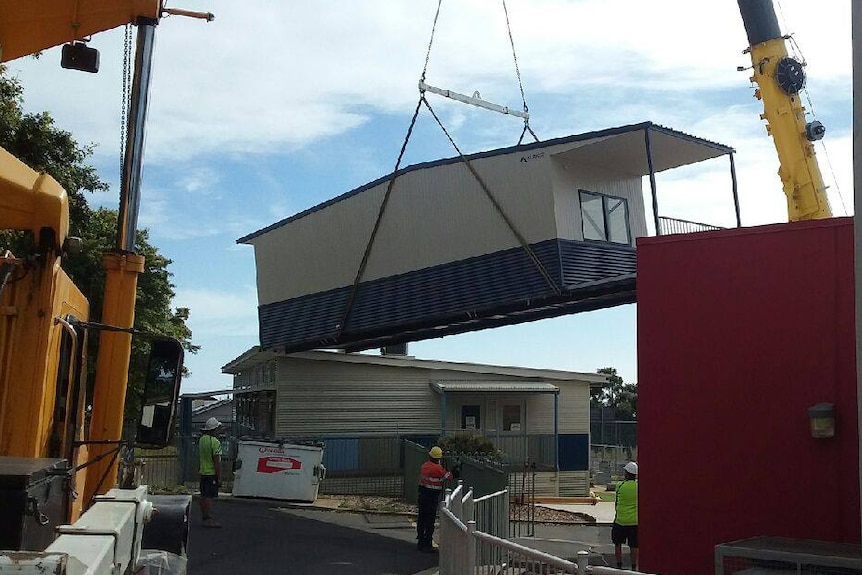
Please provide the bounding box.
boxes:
[437,432,502,459]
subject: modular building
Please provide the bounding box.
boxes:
[238,122,737,353]
[223,347,607,496]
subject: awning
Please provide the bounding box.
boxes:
[233,386,277,395]
[431,381,559,394]
[551,123,733,177]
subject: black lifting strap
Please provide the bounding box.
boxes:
[335,1,444,341]
[421,96,561,297]
[502,0,539,146]
[335,98,424,341]
[335,0,556,341]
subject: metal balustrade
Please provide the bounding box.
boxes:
[440,479,656,575]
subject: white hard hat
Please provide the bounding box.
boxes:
[624,461,638,475]
[202,417,222,431]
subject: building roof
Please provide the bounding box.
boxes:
[237,121,733,244]
[191,397,233,416]
[222,346,609,385]
[180,389,235,399]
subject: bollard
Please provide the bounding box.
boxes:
[577,550,589,575]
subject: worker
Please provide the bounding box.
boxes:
[199,417,223,528]
[416,445,453,552]
[613,461,639,570]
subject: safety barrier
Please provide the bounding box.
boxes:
[440,481,576,575]
[440,480,652,575]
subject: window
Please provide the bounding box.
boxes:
[579,190,631,245]
[461,405,481,430]
[502,404,522,432]
[236,390,276,437]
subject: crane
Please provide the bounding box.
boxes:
[737,0,832,221]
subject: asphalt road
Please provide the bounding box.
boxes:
[187,498,438,575]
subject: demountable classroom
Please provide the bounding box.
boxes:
[238,121,736,353]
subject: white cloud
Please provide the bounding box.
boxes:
[174,284,259,338]
[6,0,850,165]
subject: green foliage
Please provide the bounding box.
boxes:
[591,367,638,420]
[0,66,198,423]
[437,432,502,459]
[0,66,108,233]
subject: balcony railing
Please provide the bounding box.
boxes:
[658,216,724,236]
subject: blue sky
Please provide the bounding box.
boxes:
[6,0,853,394]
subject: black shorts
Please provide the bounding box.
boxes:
[612,523,638,548]
[200,475,219,498]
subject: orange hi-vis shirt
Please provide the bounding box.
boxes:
[419,461,452,490]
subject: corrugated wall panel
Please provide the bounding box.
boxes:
[559,240,637,287]
[275,358,441,436]
[533,471,590,497]
[259,239,636,352]
[556,471,590,497]
[526,383,590,434]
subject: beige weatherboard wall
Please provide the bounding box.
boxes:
[223,348,607,496]
[247,135,646,306]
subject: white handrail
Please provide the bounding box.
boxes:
[473,530,579,572]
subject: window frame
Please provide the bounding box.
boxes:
[500,401,525,434]
[578,189,632,245]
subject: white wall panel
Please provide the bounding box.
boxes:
[252,142,576,304]
[552,157,648,244]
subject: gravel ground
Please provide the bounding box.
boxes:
[324,495,593,524]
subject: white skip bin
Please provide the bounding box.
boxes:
[232,441,326,502]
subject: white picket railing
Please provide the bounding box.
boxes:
[439,480,651,575]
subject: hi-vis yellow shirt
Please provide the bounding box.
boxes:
[615,479,638,526]
[199,434,222,476]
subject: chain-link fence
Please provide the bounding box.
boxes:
[590,444,637,488]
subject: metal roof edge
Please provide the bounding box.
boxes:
[236,121,734,244]
[180,389,236,399]
[281,349,609,383]
[221,345,280,374]
[430,381,561,394]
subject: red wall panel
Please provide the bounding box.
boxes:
[637,218,859,575]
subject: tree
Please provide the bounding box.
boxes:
[0,65,108,233]
[591,367,637,420]
[0,66,197,421]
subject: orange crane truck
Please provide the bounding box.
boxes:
[0,2,211,572]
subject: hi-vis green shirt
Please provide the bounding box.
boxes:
[199,434,222,476]
[615,479,638,526]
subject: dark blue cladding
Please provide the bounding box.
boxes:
[258,238,637,353]
[558,434,590,471]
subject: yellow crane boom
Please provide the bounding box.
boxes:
[738,0,832,221]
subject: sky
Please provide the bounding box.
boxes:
[5,0,853,394]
